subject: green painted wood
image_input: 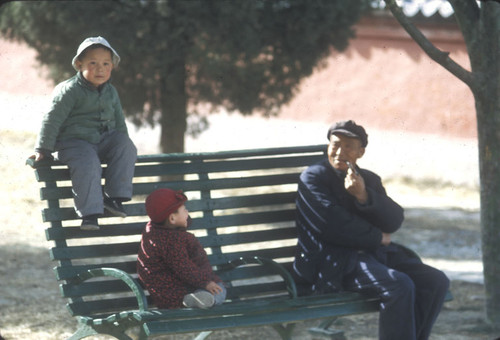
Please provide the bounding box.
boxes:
[55,261,137,281]
[50,242,140,261]
[142,297,380,336]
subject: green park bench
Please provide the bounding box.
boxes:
[27,144,450,340]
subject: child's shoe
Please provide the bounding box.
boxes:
[183,291,215,309]
[81,215,99,230]
[104,196,127,217]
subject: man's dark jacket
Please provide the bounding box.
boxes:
[293,158,404,293]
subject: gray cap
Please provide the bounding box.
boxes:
[71,36,120,71]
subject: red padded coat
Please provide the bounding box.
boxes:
[137,222,221,309]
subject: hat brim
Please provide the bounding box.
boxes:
[72,42,120,71]
[330,129,360,140]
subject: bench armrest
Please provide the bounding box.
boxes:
[73,267,149,312]
[222,256,298,298]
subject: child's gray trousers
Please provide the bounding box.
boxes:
[55,130,137,217]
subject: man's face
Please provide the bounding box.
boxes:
[327,134,365,172]
[75,47,114,87]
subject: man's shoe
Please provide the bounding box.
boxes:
[81,215,100,231]
[104,196,127,218]
[183,291,215,309]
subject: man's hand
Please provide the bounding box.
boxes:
[345,168,368,204]
[381,232,391,246]
[205,281,223,295]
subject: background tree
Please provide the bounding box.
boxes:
[0,0,368,153]
[385,0,500,327]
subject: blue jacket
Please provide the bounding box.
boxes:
[293,158,404,293]
[36,72,128,152]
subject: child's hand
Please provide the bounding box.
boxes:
[205,281,223,295]
[34,152,44,162]
[30,151,53,162]
[28,153,43,162]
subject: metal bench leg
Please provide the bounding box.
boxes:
[68,324,134,340]
[67,324,99,340]
[271,323,296,340]
[308,317,346,340]
[193,331,213,340]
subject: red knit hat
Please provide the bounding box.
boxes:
[145,189,187,223]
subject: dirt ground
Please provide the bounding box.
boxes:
[0,128,499,340]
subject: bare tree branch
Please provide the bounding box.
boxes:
[385,0,477,90]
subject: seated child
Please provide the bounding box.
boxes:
[32,36,137,230]
[137,188,226,309]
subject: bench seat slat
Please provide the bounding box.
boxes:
[135,292,374,322]
[145,300,379,336]
[141,294,378,336]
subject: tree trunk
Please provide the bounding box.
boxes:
[476,93,500,328]
[475,5,500,327]
[159,55,187,154]
[386,0,500,326]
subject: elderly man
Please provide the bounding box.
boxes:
[293,120,449,340]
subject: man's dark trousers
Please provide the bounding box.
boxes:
[343,244,450,340]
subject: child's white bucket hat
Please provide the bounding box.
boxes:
[72,36,120,71]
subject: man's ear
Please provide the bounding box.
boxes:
[357,147,366,159]
[74,60,82,70]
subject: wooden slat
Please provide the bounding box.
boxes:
[33,144,326,183]
[54,261,137,281]
[61,279,139,298]
[202,209,296,229]
[208,246,296,266]
[190,192,297,211]
[67,296,143,317]
[50,242,140,261]
[142,294,379,336]
[46,223,145,241]
[198,227,297,248]
[133,144,326,164]
[34,167,70,182]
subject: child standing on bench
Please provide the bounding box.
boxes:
[137,188,226,309]
[32,36,137,230]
